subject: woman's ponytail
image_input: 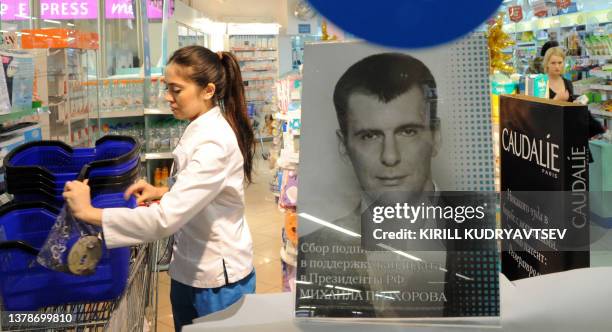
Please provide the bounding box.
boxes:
[167,46,255,184]
[219,51,255,184]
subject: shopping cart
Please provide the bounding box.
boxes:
[0,242,161,331]
[0,135,163,331]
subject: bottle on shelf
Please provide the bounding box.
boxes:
[161,166,169,187]
[154,167,162,187]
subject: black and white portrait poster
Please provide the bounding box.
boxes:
[296,33,500,324]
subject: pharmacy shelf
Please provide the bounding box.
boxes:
[231,48,277,52]
[588,55,612,61]
[516,42,536,47]
[503,8,612,32]
[245,85,273,91]
[255,135,274,141]
[0,107,42,124]
[237,57,277,62]
[589,84,612,91]
[274,112,301,121]
[242,68,275,73]
[243,77,274,82]
[590,70,612,80]
[145,152,173,160]
[99,109,144,118]
[144,108,173,115]
[69,113,89,122]
[590,107,612,118]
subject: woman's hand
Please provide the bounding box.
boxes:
[63,179,103,226]
[124,179,168,204]
[553,89,570,102]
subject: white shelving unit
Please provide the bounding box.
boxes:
[229,34,279,142]
[590,70,612,80]
[585,67,612,127]
[144,107,173,115]
[590,108,612,118]
[145,152,174,160]
[99,109,145,119]
[589,84,612,91]
[38,48,100,146]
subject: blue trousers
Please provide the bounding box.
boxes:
[170,270,256,332]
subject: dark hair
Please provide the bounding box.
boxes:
[333,53,438,137]
[167,46,255,184]
[540,40,559,57]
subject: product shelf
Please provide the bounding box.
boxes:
[0,108,42,125]
[242,68,275,73]
[144,108,173,115]
[237,57,277,62]
[68,113,89,122]
[245,85,273,91]
[590,70,612,80]
[243,77,275,82]
[586,55,612,61]
[145,152,173,160]
[99,109,145,119]
[589,84,612,91]
[231,48,277,52]
[590,107,612,118]
[255,135,274,141]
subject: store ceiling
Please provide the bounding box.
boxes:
[189,0,286,23]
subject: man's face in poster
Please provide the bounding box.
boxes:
[338,87,440,195]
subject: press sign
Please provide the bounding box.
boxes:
[40,0,98,20]
[1,0,171,20]
[0,0,30,21]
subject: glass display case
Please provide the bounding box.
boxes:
[178,22,209,48]
[0,0,164,149]
[1,4,101,147]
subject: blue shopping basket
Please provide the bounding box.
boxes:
[0,194,136,311]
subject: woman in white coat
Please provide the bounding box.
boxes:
[63,46,256,331]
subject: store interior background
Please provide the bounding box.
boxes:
[0,0,611,331]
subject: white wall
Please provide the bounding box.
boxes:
[148,0,211,66]
[192,18,226,52]
[190,0,283,23]
[278,35,293,75]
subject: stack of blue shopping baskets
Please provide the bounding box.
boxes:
[0,135,140,311]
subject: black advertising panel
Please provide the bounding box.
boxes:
[499,94,589,281]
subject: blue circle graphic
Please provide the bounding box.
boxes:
[308,0,503,48]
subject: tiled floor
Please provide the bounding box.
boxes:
[155,156,284,332]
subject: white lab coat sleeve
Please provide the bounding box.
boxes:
[101,139,228,248]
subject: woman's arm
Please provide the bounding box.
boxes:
[64,179,170,226]
[63,180,103,226]
[65,139,231,248]
[124,179,169,204]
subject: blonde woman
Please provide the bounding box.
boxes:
[544,46,574,102]
[543,46,606,162]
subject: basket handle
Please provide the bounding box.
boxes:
[0,240,39,255]
[77,165,90,182]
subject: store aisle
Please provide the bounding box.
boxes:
[156,153,284,331]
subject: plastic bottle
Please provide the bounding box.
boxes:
[154,168,162,187]
[161,166,169,187]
